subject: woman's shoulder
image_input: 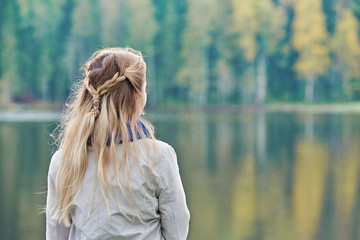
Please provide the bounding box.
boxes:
[152,140,178,171]
[48,149,62,178]
[144,139,175,156]
[138,138,177,166]
[137,138,173,152]
[155,139,174,152]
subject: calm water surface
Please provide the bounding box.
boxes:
[0,110,360,240]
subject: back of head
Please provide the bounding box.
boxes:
[80,47,149,151]
[84,47,145,119]
[53,47,155,226]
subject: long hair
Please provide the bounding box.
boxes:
[52,47,156,226]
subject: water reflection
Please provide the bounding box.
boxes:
[0,122,54,240]
[294,139,328,239]
[0,111,360,240]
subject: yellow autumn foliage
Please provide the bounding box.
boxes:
[292,0,330,79]
[231,0,286,62]
[331,9,360,79]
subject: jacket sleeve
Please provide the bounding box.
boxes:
[157,146,190,240]
[46,151,71,240]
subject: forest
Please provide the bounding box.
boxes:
[1,0,360,107]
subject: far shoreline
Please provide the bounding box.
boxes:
[1,102,360,122]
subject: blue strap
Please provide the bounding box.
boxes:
[87,120,149,146]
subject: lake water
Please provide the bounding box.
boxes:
[1,110,360,240]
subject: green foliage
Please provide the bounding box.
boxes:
[1,0,360,106]
[177,0,222,104]
[0,0,21,104]
[322,0,337,35]
[151,0,188,105]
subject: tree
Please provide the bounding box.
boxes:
[322,0,338,36]
[151,0,187,105]
[98,0,125,46]
[49,0,75,101]
[122,0,158,106]
[176,0,217,105]
[267,1,301,102]
[0,0,21,106]
[205,0,233,104]
[65,0,101,87]
[122,0,157,52]
[231,0,286,104]
[292,0,331,102]
[331,8,360,100]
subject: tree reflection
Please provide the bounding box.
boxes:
[293,139,329,239]
[0,122,52,240]
[232,153,257,239]
[0,123,20,240]
[334,142,360,239]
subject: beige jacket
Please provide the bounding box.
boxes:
[46,139,190,240]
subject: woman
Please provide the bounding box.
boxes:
[46,47,190,239]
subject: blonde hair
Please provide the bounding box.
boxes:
[52,47,156,226]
